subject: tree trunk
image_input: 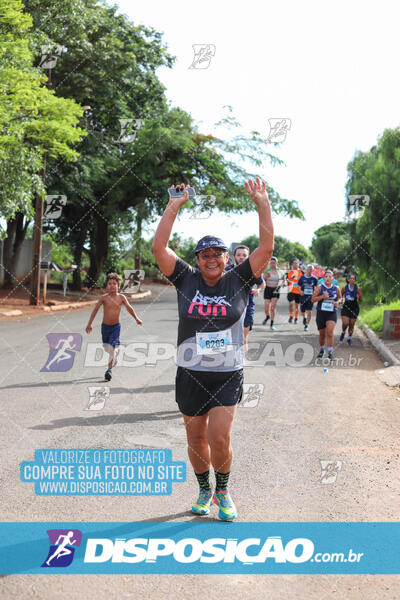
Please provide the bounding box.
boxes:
[71,222,87,291]
[134,212,142,270]
[2,219,17,287]
[86,213,109,288]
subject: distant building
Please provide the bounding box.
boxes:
[0,239,52,286]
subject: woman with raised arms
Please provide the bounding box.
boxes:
[152,178,274,520]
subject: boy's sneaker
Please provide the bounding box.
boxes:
[304,324,309,331]
[347,338,352,346]
[317,349,324,359]
[270,324,276,331]
[212,488,237,521]
[191,488,213,515]
[104,368,112,381]
[339,332,345,342]
[288,316,293,323]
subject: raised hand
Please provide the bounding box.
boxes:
[168,183,190,209]
[244,177,269,206]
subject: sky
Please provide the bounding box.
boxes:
[115,0,400,249]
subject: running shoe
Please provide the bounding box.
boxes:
[262,317,269,325]
[104,368,112,381]
[212,488,237,521]
[270,324,276,331]
[339,332,345,342]
[304,324,309,331]
[317,349,324,359]
[327,351,334,361]
[288,316,293,323]
[294,318,298,324]
[347,338,352,346]
[191,488,213,515]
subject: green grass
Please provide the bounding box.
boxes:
[360,300,400,334]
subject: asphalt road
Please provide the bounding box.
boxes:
[1,285,399,599]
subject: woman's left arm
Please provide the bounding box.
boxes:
[334,286,342,307]
[245,178,274,278]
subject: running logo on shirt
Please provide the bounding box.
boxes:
[188,290,232,317]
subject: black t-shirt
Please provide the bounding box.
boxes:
[166,257,257,372]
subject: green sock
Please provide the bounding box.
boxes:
[215,471,230,491]
[195,470,211,491]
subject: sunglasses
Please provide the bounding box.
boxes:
[198,250,226,260]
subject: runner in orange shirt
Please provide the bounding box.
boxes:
[287,259,303,323]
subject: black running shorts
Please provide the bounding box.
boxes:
[175,367,244,416]
[316,310,337,330]
[287,292,301,303]
[341,302,359,319]
[264,286,280,300]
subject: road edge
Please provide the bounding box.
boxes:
[0,289,152,318]
[357,318,400,366]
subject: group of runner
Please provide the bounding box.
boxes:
[258,257,362,360]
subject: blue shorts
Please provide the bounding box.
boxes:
[244,307,255,329]
[101,322,121,348]
[301,297,314,311]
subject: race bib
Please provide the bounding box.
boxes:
[321,301,334,312]
[196,328,232,355]
[303,286,313,295]
[292,283,298,288]
[345,294,354,301]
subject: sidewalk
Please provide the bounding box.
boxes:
[357,319,400,388]
[0,286,151,318]
[380,338,400,362]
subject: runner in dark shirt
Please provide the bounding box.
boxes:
[226,244,265,355]
[152,178,274,520]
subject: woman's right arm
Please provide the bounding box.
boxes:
[311,285,322,303]
[152,187,189,276]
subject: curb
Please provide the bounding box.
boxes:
[357,319,400,366]
[0,309,23,317]
[0,290,152,317]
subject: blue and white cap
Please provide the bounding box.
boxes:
[195,236,228,254]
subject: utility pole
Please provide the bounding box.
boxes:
[29,48,53,305]
[29,161,46,305]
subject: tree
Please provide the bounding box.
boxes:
[310,222,350,266]
[0,0,85,285]
[241,234,311,263]
[18,1,304,290]
[240,235,259,253]
[346,127,400,300]
[26,0,174,288]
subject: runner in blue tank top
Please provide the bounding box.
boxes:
[311,269,342,361]
[298,264,318,331]
[340,273,362,345]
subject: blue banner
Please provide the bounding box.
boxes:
[0,522,399,574]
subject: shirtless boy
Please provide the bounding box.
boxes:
[85,272,142,381]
